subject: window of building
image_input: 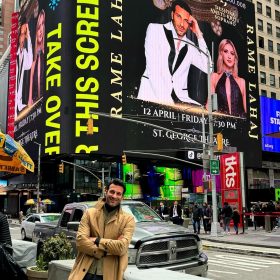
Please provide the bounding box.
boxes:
[276,10,280,21]
[275,0,280,6]
[271,92,276,99]
[260,71,266,84]
[259,36,264,48]
[258,19,263,31]
[269,57,275,69]
[267,23,273,34]
[261,89,267,96]
[266,6,271,17]
[268,39,273,51]
[278,60,280,71]
[257,2,263,13]
[270,74,276,86]
[259,54,265,66]
[278,43,280,54]
[277,26,280,38]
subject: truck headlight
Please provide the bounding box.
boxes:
[128,249,137,264]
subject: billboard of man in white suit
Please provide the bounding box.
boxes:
[137,0,209,106]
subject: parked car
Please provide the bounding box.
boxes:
[21,213,61,240]
[33,201,208,277]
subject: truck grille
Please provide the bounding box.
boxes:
[137,237,199,268]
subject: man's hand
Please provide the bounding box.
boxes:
[188,15,203,39]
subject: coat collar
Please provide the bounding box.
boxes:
[95,198,124,215]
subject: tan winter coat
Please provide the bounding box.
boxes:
[68,200,135,280]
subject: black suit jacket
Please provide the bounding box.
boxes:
[169,205,182,218]
[158,205,168,218]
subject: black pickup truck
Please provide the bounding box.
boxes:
[32,200,208,277]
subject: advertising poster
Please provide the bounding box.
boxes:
[220,152,242,214]
[260,96,280,153]
[12,0,261,168]
[124,0,261,168]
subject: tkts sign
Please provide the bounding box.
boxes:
[220,152,242,214]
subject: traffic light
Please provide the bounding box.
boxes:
[98,180,102,189]
[122,154,127,164]
[216,133,223,152]
[59,163,64,173]
[87,117,94,135]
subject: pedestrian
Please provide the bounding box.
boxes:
[169,200,183,225]
[26,206,32,215]
[202,203,212,234]
[221,202,233,234]
[252,202,261,230]
[68,178,136,280]
[19,210,24,224]
[157,201,168,220]
[192,203,203,234]
[0,212,12,255]
[232,207,240,234]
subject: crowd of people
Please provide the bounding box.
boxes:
[155,201,214,234]
[251,200,280,231]
[155,200,244,235]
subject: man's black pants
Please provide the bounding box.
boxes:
[83,273,103,280]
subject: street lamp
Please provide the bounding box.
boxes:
[34,141,41,213]
[174,38,220,236]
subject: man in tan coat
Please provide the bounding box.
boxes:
[69,178,135,280]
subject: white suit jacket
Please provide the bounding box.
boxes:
[15,36,33,114]
[137,22,208,105]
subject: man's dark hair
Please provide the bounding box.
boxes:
[107,178,126,194]
[172,0,192,15]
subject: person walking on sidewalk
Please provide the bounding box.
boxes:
[202,203,212,234]
[169,201,183,225]
[221,202,232,234]
[232,207,240,234]
[192,203,203,234]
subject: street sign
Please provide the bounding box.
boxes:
[210,159,220,175]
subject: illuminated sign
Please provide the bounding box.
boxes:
[220,152,242,214]
[12,0,260,168]
[260,96,280,153]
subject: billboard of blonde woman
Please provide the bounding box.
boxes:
[211,39,246,118]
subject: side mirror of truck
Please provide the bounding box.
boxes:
[67,221,79,231]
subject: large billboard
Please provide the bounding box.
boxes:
[12,0,261,167]
[260,96,280,153]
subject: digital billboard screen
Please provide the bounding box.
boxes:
[12,0,261,167]
[261,96,280,153]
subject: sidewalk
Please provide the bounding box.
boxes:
[200,226,280,258]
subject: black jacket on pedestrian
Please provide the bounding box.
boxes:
[169,204,182,218]
[221,205,233,218]
[232,209,240,225]
[158,205,168,219]
[192,206,203,221]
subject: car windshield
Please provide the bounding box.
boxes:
[41,215,60,223]
[122,204,162,223]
